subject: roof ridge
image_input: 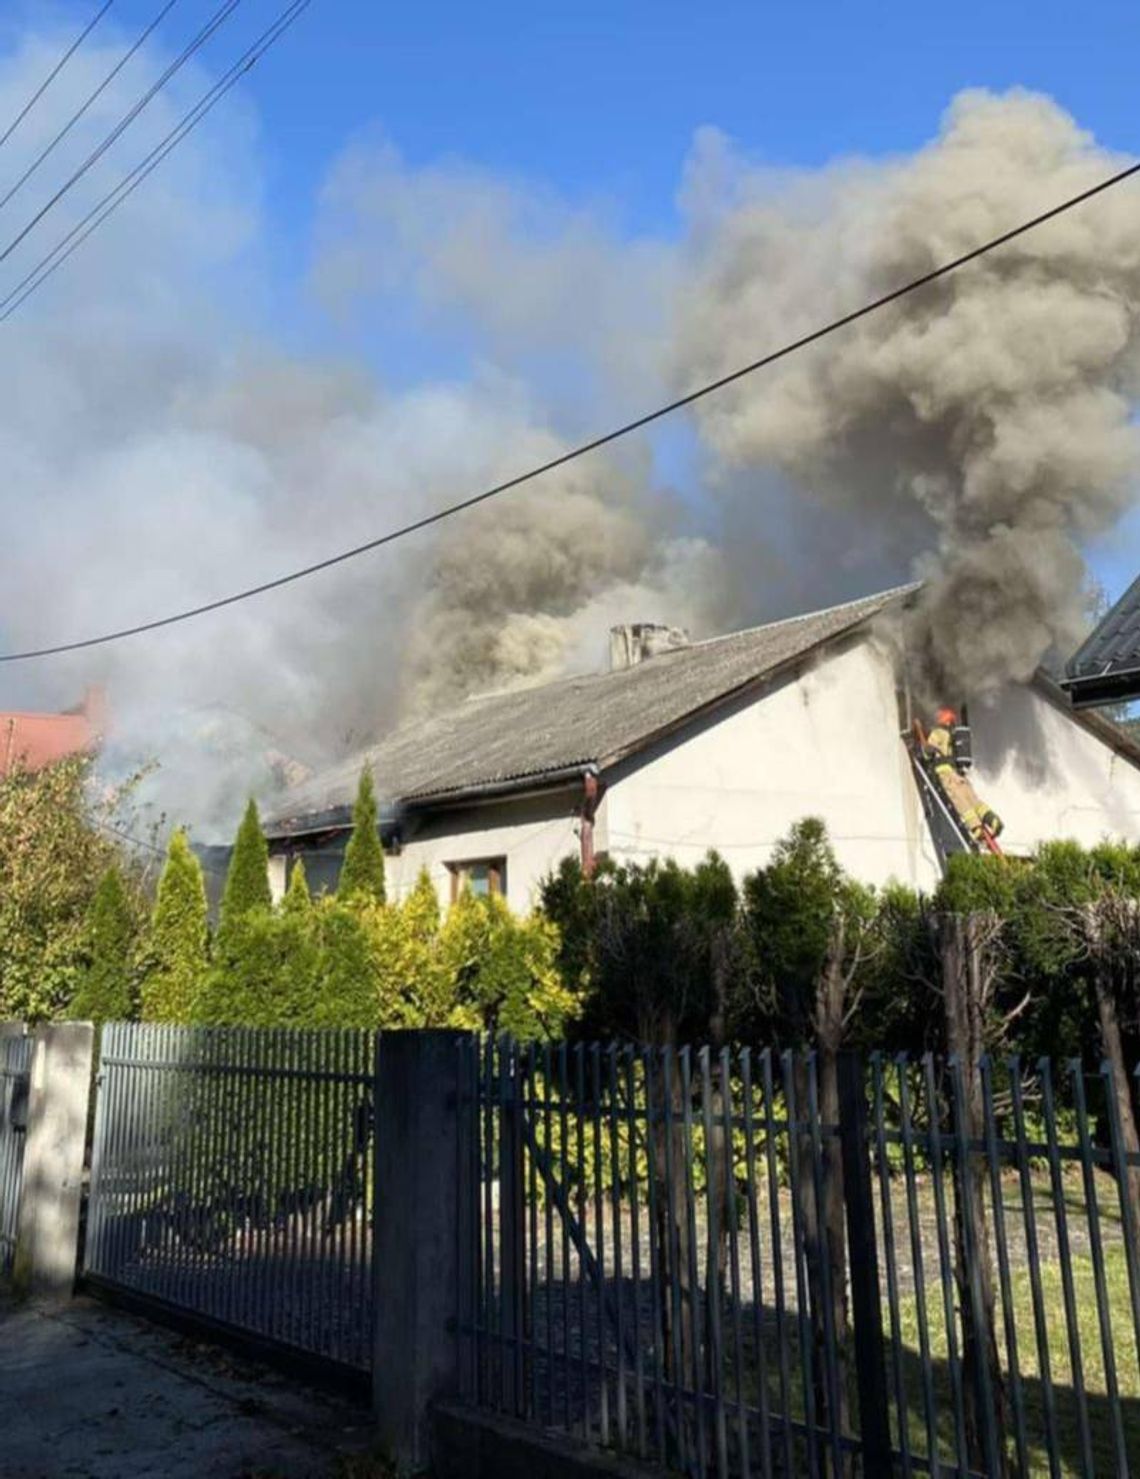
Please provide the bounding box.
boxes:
[681,581,919,654]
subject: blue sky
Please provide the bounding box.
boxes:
[180,1,1140,236]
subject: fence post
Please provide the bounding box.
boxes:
[373,1029,468,1471]
[12,1022,94,1298]
[836,1052,892,1472]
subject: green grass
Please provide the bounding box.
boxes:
[893,1244,1140,1476]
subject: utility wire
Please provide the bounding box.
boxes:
[0,0,181,218]
[93,814,228,874]
[0,0,241,266]
[0,0,310,322]
[0,2,114,154]
[2,155,1139,665]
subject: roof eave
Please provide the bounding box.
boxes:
[1033,668,1140,770]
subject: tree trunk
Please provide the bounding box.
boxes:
[941,912,1008,1476]
[1094,959,1140,1236]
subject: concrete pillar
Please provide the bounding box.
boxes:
[373,1030,467,1470]
[13,1022,94,1298]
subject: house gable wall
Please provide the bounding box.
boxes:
[971,686,1140,853]
[602,637,941,890]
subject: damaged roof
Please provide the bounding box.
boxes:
[1062,573,1140,708]
[264,585,914,835]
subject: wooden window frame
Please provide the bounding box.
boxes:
[447,856,506,903]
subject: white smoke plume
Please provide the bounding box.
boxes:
[0,21,718,838]
[675,89,1140,695]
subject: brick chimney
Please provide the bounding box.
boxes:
[608,623,690,671]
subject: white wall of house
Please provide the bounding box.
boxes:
[603,637,944,892]
[971,686,1140,854]
[385,787,585,914]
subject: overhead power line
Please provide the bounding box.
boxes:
[0,0,182,218]
[2,155,1138,665]
[0,2,114,154]
[0,0,312,322]
[0,0,241,267]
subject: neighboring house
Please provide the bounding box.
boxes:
[0,686,105,778]
[1062,572,1140,708]
[261,586,1140,909]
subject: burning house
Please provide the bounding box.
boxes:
[261,585,1140,908]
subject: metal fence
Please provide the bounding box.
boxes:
[458,1038,1140,1478]
[84,1022,377,1371]
[0,1031,32,1277]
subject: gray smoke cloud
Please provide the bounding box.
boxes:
[675,89,1140,695]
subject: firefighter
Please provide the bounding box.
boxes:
[924,706,1003,844]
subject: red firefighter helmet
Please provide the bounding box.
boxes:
[935,706,958,727]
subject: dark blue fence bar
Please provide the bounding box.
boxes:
[458,1039,1140,1478]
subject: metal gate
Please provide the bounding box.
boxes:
[0,1030,32,1277]
[84,1022,377,1371]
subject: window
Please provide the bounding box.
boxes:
[448,857,506,902]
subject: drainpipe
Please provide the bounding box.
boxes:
[579,767,601,876]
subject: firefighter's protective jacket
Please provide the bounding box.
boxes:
[924,723,1003,843]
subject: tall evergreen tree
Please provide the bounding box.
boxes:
[141,829,208,1023]
[69,865,137,1023]
[219,798,271,936]
[338,767,386,903]
[283,857,312,916]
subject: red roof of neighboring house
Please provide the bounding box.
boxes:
[0,687,106,777]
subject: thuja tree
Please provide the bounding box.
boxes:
[338,767,386,903]
[439,889,576,1039]
[141,829,208,1024]
[69,864,141,1023]
[217,799,271,940]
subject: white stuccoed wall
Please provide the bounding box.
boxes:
[386,788,585,914]
[969,685,1140,854]
[603,637,944,891]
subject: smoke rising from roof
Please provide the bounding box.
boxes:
[1,30,1137,841]
[676,89,1140,695]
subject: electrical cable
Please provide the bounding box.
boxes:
[0,2,114,153]
[0,0,181,218]
[93,814,228,874]
[2,154,1138,664]
[0,0,311,322]
[0,0,241,266]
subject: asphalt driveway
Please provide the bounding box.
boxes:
[0,1296,379,1478]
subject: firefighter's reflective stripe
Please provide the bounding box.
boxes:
[932,758,1003,842]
